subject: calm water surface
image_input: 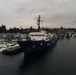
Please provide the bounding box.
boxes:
[0,37,76,75]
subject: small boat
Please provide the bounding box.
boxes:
[17,15,57,54]
[0,44,7,52]
[0,42,19,52]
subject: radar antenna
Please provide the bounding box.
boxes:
[37,15,41,31]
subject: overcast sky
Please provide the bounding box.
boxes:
[0,0,76,29]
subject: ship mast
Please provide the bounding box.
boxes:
[37,15,41,31]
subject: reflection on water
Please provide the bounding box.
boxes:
[17,46,56,75]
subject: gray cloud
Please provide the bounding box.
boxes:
[0,0,76,28]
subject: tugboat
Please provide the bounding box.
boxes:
[17,15,57,54]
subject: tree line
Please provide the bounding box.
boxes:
[0,25,38,33]
[0,25,76,33]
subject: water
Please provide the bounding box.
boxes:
[0,38,76,75]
